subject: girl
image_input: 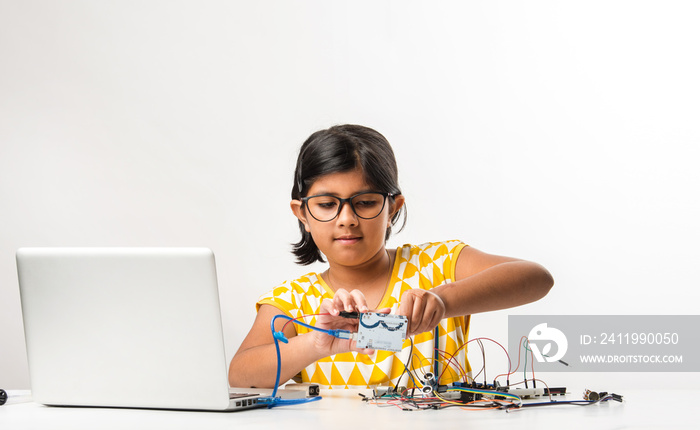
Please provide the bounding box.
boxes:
[229,124,553,389]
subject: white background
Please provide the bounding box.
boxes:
[1,1,699,390]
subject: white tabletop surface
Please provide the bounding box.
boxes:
[1,388,696,430]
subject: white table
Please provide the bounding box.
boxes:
[1,388,696,429]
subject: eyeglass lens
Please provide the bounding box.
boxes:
[306,192,386,221]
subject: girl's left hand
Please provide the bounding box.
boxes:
[313,289,390,356]
[397,289,446,336]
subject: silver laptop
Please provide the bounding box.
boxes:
[16,247,264,411]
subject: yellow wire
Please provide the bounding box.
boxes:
[432,391,518,410]
[432,391,468,406]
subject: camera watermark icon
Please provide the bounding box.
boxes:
[527,323,568,363]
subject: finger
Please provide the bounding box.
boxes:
[421,301,442,335]
[320,298,341,316]
[349,290,369,312]
[354,347,376,356]
[397,294,415,333]
[410,294,426,335]
[332,289,354,312]
[397,293,413,318]
[396,294,413,330]
[422,293,445,333]
[422,307,440,335]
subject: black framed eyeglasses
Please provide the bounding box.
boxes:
[301,192,396,222]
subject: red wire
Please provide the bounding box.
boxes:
[530,338,536,386]
[495,336,527,383]
[435,348,469,382]
[468,337,512,381]
[281,312,330,332]
[435,336,512,384]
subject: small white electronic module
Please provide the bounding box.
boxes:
[355,312,408,352]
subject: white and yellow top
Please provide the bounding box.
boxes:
[257,240,471,389]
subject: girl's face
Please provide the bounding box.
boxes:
[291,168,404,269]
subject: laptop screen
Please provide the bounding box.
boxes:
[17,247,235,411]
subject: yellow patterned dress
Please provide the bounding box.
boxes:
[257,240,471,389]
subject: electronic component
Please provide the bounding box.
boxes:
[275,389,306,399]
[438,391,462,400]
[422,372,439,393]
[283,383,320,397]
[355,312,408,352]
[583,389,600,401]
[451,381,501,391]
[339,311,359,319]
[503,388,545,399]
[584,389,623,403]
[444,382,507,403]
[372,386,395,397]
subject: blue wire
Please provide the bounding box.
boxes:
[271,324,283,399]
[267,314,351,408]
[433,326,439,382]
[271,397,323,406]
[272,314,339,339]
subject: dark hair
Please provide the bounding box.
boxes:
[291,124,406,265]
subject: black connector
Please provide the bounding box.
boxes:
[339,311,360,319]
[611,393,623,402]
[468,382,500,391]
[460,390,482,402]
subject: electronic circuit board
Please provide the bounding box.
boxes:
[355,312,408,352]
